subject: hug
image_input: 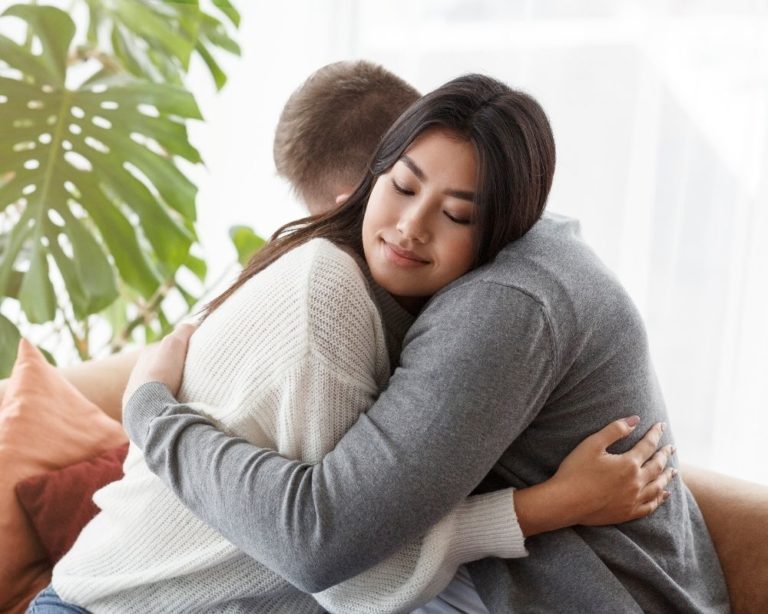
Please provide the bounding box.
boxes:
[25,61,734,613]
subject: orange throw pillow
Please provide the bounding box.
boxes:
[0,339,128,614]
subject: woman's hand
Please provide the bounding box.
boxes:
[121,323,197,410]
[514,417,676,537]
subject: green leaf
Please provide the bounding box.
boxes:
[0,5,74,85]
[195,40,226,90]
[175,280,199,308]
[38,345,56,366]
[0,207,33,297]
[60,209,119,315]
[5,270,23,299]
[80,0,239,90]
[0,314,21,378]
[229,225,266,267]
[183,252,207,281]
[200,13,241,55]
[75,174,162,298]
[0,8,203,307]
[212,0,241,27]
[112,0,197,70]
[0,34,54,86]
[46,228,89,320]
[18,241,56,323]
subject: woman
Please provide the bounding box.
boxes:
[33,74,674,613]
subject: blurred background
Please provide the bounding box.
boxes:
[1,0,767,483]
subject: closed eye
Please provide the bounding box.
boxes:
[391,179,414,196]
[444,211,472,225]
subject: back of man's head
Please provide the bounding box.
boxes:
[273,60,420,215]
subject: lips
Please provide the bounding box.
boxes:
[381,240,430,267]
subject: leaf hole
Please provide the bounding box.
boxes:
[100,101,119,111]
[48,210,66,227]
[64,181,81,199]
[90,84,108,94]
[40,236,49,248]
[69,124,82,135]
[62,140,73,151]
[70,106,86,119]
[23,160,40,170]
[64,151,93,172]
[131,132,164,156]
[84,136,109,154]
[46,115,57,126]
[13,119,34,128]
[27,100,44,110]
[39,133,52,144]
[58,234,74,259]
[138,103,160,118]
[92,116,112,129]
[0,95,7,104]
[13,141,36,152]
[22,184,37,195]
[41,85,54,94]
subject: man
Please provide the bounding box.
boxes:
[1,61,729,611]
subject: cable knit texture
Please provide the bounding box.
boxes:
[52,238,526,613]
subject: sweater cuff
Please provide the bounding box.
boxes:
[124,381,178,448]
[451,490,528,561]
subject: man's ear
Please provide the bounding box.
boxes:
[335,193,351,206]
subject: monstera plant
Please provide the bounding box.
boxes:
[0,1,261,376]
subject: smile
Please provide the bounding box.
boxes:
[382,240,430,267]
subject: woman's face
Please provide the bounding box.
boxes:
[362,129,478,312]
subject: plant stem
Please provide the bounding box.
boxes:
[110,277,174,351]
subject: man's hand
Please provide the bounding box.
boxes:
[122,323,197,409]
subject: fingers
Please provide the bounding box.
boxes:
[161,322,197,347]
[634,467,678,518]
[588,415,641,450]
[641,444,676,480]
[625,421,666,465]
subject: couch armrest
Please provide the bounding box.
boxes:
[682,464,768,614]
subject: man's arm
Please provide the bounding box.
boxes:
[0,347,142,422]
[125,282,556,592]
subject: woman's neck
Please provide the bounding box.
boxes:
[391,294,428,315]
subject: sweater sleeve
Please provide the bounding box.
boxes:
[312,489,526,614]
[124,280,555,593]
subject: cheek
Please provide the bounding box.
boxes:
[443,232,476,278]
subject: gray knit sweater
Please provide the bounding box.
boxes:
[125,213,730,613]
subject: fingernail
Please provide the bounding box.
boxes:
[663,490,671,500]
[625,415,641,427]
[660,422,667,432]
[671,468,678,478]
[671,446,677,455]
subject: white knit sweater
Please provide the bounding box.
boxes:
[53,239,526,614]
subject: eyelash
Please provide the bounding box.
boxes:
[391,179,471,225]
[391,179,414,196]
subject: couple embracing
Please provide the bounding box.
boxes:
[30,62,728,613]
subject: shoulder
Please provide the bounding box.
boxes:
[418,213,644,371]
[293,239,373,308]
[296,240,386,374]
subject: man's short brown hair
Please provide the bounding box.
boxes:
[273,60,420,212]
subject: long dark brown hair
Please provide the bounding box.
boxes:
[204,74,556,317]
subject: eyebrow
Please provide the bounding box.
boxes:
[400,155,476,203]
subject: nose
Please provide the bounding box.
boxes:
[396,201,431,244]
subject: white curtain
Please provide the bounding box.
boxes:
[192,0,768,483]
